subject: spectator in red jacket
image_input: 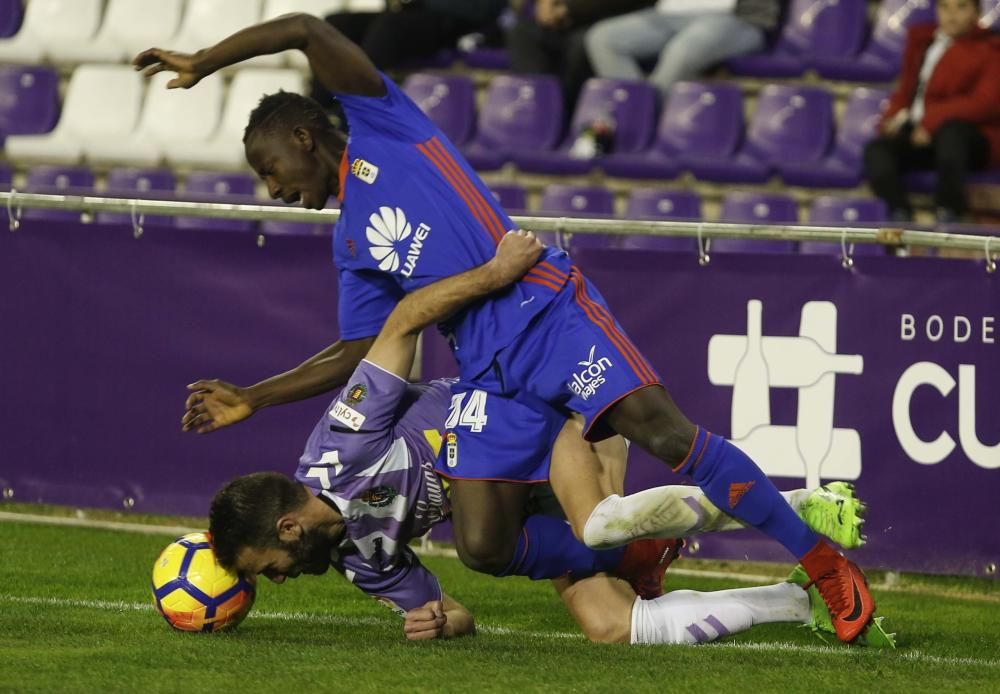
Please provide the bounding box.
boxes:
[863,0,1000,223]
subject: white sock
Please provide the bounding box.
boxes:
[630,582,810,645]
[583,487,810,549]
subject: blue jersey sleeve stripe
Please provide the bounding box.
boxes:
[426,137,508,243]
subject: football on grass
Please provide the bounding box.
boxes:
[151,532,255,633]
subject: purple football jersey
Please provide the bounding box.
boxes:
[295,359,452,612]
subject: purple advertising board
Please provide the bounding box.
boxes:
[2,221,997,577]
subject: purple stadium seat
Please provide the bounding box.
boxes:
[403,73,476,147]
[603,81,742,180]
[97,168,176,227]
[23,165,94,221]
[622,189,701,252]
[176,171,257,232]
[0,164,10,189]
[814,0,936,82]
[983,0,1000,30]
[512,78,658,175]
[489,183,527,212]
[0,0,22,37]
[0,66,59,142]
[781,87,890,188]
[801,196,889,256]
[538,184,615,250]
[460,46,511,70]
[461,75,563,171]
[715,192,798,254]
[903,168,1000,193]
[689,84,833,184]
[728,0,867,78]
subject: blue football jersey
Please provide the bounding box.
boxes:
[332,74,572,380]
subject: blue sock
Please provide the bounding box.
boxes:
[677,427,820,559]
[499,514,625,580]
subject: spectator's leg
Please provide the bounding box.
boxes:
[561,27,593,113]
[325,11,378,46]
[361,8,463,69]
[931,119,991,218]
[507,19,555,74]
[863,131,917,220]
[585,9,677,81]
[649,15,764,98]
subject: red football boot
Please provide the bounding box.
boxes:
[614,538,683,600]
[799,539,875,642]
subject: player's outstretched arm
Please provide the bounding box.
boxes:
[365,231,543,379]
[133,13,383,96]
[181,336,374,434]
[403,595,475,640]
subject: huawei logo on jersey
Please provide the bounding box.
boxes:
[365,206,431,276]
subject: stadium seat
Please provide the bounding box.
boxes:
[0,0,22,38]
[55,0,186,64]
[166,68,306,170]
[621,188,701,252]
[539,184,615,251]
[97,168,178,227]
[460,46,511,70]
[813,0,936,82]
[512,78,657,175]
[903,168,1000,193]
[403,73,476,147]
[983,0,1000,30]
[0,0,103,64]
[489,183,527,212]
[715,191,798,254]
[462,75,563,171]
[801,196,888,256]
[172,0,268,62]
[264,0,347,68]
[728,0,867,78]
[6,65,144,166]
[87,72,225,168]
[176,171,257,231]
[603,81,743,180]
[23,165,95,221]
[0,66,60,144]
[781,87,890,188]
[689,84,833,184]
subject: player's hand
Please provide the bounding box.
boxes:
[911,125,932,147]
[132,48,209,89]
[488,230,544,288]
[181,379,254,434]
[404,600,448,641]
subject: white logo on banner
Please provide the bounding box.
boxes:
[708,300,864,489]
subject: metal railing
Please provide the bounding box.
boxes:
[3,190,997,272]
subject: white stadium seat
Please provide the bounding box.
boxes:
[166,68,306,170]
[86,73,225,167]
[55,0,187,65]
[264,0,348,68]
[171,0,279,68]
[7,65,144,166]
[0,0,103,64]
[346,0,385,10]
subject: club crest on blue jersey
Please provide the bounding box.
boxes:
[351,158,379,184]
[359,485,398,508]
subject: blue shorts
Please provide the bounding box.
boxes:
[435,266,662,483]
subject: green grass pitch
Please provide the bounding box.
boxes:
[1,513,998,693]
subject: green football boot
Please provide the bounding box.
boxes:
[787,565,897,649]
[799,481,867,550]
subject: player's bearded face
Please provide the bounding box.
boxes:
[281,525,335,577]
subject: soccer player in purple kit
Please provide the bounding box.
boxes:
[209,231,894,646]
[140,12,876,642]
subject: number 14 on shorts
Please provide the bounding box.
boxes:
[446,391,489,432]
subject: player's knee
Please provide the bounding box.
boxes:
[644,428,695,468]
[579,616,630,644]
[454,531,516,576]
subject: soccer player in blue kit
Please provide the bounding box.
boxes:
[139,12,875,642]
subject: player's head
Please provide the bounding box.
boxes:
[243,91,345,210]
[936,0,979,37]
[209,472,336,583]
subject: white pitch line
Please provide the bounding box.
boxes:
[5,513,999,603]
[1,594,998,669]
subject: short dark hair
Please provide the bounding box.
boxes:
[243,90,336,143]
[209,472,309,569]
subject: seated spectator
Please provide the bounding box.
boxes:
[325,0,506,70]
[506,0,653,116]
[583,0,782,100]
[863,0,1000,224]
